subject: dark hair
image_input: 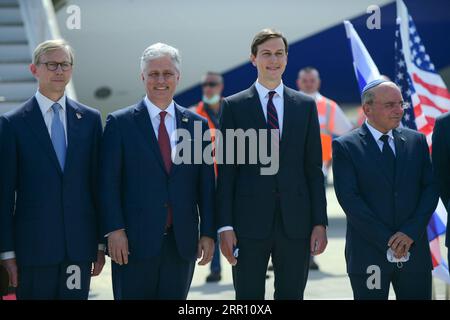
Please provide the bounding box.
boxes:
[251,28,288,57]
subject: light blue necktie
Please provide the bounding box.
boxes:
[51,103,66,170]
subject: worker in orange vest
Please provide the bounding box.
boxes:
[297,67,353,179]
[190,71,224,283]
[297,67,353,271]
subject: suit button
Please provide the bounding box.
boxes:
[163,203,169,208]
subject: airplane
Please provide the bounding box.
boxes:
[1,0,449,115]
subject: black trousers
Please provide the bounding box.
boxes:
[349,270,432,300]
[112,229,195,300]
[232,203,310,300]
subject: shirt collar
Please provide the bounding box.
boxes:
[255,80,284,101]
[35,90,66,115]
[144,95,175,120]
[365,120,394,142]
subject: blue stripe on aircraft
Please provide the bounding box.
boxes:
[175,0,450,107]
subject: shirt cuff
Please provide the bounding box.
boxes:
[218,226,233,233]
[98,244,106,251]
[0,251,16,260]
[104,228,125,238]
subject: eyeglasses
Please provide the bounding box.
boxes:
[38,61,73,71]
[202,82,220,88]
[371,101,410,111]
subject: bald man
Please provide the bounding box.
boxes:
[332,80,438,300]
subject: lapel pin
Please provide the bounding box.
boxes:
[76,113,82,119]
[181,116,189,123]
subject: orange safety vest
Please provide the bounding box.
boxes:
[316,96,337,163]
[196,102,218,176]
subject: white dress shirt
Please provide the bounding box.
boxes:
[144,95,178,152]
[365,120,396,155]
[217,81,286,234]
[36,90,68,144]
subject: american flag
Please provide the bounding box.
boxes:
[395,15,450,142]
[395,0,450,284]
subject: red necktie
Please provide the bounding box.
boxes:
[158,111,173,227]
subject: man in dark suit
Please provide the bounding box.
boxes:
[100,43,215,300]
[216,29,328,300]
[333,80,438,300]
[0,40,105,300]
[431,112,450,267]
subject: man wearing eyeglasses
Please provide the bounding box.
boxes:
[332,79,438,299]
[0,39,105,299]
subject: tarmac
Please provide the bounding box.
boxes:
[89,175,450,300]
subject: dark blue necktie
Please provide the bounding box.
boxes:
[267,91,280,158]
[267,91,279,136]
[380,134,395,179]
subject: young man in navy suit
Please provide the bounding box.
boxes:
[100,43,215,299]
[0,40,105,299]
[333,80,438,299]
[216,29,328,300]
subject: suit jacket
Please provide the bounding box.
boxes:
[216,84,327,239]
[0,97,102,267]
[99,100,215,262]
[431,112,450,248]
[332,124,438,274]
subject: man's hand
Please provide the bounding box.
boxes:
[108,229,129,265]
[3,258,18,287]
[91,250,106,276]
[310,225,327,256]
[220,230,237,266]
[197,236,215,266]
[388,232,414,259]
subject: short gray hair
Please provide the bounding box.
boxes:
[362,89,375,105]
[140,42,181,73]
[33,39,74,65]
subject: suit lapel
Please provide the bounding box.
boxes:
[22,97,62,175]
[248,85,269,130]
[393,128,407,187]
[280,87,294,159]
[359,123,394,186]
[170,104,190,177]
[133,100,165,172]
[64,98,83,173]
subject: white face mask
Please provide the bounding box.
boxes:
[202,94,221,105]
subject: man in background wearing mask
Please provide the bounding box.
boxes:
[191,72,224,282]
